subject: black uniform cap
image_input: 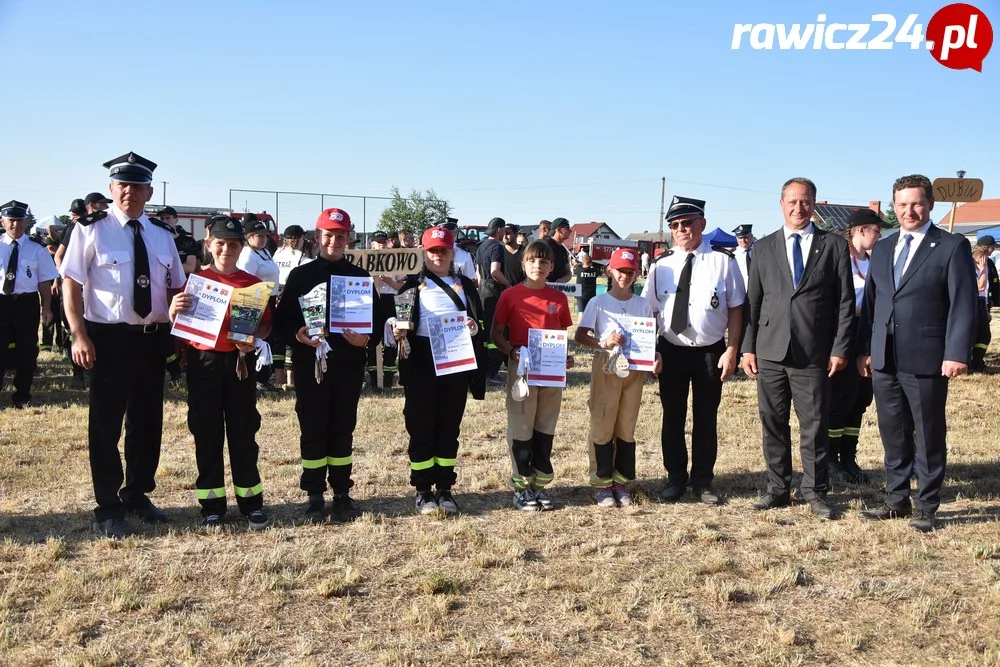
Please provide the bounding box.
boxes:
[207,215,245,240]
[665,196,705,222]
[0,200,29,219]
[733,224,753,237]
[102,152,157,185]
[371,230,389,242]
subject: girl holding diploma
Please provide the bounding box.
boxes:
[394,227,486,515]
[574,248,662,508]
[168,216,271,530]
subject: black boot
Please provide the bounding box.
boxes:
[367,371,382,393]
[827,431,844,479]
[839,433,870,484]
[970,347,987,373]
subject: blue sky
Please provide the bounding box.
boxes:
[1,0,997,237]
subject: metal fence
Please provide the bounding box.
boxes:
[229,189,396,240]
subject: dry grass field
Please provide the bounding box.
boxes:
[1,316,999,666]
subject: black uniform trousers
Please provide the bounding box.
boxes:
[41,290,66,351]
[401,336,469,491]
[187,348,264,517]
[973,297,991,366]
[292,348,365,495]
[86,321,171,521]
[480,290,504,377]
[828,352,874,442]
[756,356,830,500]
[0,293,41,404]
[657,337,725,490]
[872,337,949,512]
[366,293,398,375]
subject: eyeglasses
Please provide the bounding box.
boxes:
[668,218,700,230]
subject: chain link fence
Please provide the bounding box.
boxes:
[229,189,395,244]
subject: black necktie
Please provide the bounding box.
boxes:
[746,248,752,271]
[128,220,152,318]
[671,252,694,335]
[3,240,17,294]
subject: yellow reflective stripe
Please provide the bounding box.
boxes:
[843,427,861,436]
[302,458,327,469]
[532,471,553,485]
[166,353,179,363]
[434,457,457,467]
[196,487,227,500]
[612,471,631,484]
[974,343,989,350]
[590,479,612,488]
[327,455,352,466]
[410,459,435,471]
[485,342,498,350]
[828,429,844,438]
[234,483,263,498]
[511,475,530,490]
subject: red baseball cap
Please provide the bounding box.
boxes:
[422,226,455,250]
[609,247,639,271]
[316,207,351,231]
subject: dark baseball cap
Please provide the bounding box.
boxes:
[552,217,570,229]
[979,235,996,246]
[69,198,86,216]
[84,192,112,206]
[245,219,268,234]
[207,215,245,240]
[371,230,389,242]
[487,217,506,234]
[158,206,178,218]
[283,224,305,238]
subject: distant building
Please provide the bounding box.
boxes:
[812,200,883,232]
[934,199,1000,244]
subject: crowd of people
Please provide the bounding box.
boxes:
[0,155,994,537]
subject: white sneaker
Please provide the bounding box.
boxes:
[436,490,459,515]
[415,491,438,515]
[513,489,540,511]
[594,487,617,508]
[532,487,554,511]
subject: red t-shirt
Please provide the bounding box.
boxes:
[180,267,273,352]
[494,283,573,347]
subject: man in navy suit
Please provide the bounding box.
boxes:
[740,177,855,519]
[858,174,977,533]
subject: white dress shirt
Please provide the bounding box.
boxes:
[1,234,58,294]
[59,205,184,325]
[641,241,746,347]
[892,220,933,277]
[237,246,281,295]
[733,245,752,288]
[783,223,814,282]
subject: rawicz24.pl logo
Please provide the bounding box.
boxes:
[731,3,993,71]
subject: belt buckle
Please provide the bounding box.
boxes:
[142,323,158,334]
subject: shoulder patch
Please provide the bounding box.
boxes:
[663,249,674,257]
[29,236,45,246]
[148,217,175,233]
[713,246,735,258]
[77,211,108,227]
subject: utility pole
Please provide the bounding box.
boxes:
[658,177,666,240]
[161,181,168,206]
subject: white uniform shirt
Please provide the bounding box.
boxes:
[892,220,932,277]
[851,255,869,311]
[641,241,745,347]
[1,234,58,294]
[454,246,476,282]
[237,246,281,295]
[783,224,814,281]
[733,246,752,288]
[579,292,654,339]
[416,276,468,337]
[59,205,184,325]
[272,246,312,293]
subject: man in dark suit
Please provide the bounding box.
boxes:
[740,177,855,519]
[858,174,977,533]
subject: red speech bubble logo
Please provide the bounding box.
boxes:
[927,3,993,71]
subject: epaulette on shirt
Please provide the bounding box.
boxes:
[77,211,108,226]
[662,249,674,257]
[29,235,45,246]
[148,217,175,233]
[713,246,735,258]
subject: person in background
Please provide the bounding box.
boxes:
[827,209,882,483]
[503,223,526,286]
[972,244,992,373]
[516,228,530,249]
[273,224,313,389]
[400,227,417,248]
[439,218,477,283]
[541,218,573,283]
[394,227,486,515]
[237,218,281,393]
[159,206,200,387]
[365,230,402,391]
[575,248,660,507]
[168,216,271,530]
[732,224,754,289]
[573,253,601,314]
[477,217,512,387]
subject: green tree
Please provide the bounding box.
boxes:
[378,187,451,234]
[882,203,899,228]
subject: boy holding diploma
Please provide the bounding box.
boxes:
[574,248,661,507]
[168,216,271,529]
[492,242,574,511]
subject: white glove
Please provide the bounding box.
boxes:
[314,336,332,382]
[254,339,273,372]
[383,318,398,348]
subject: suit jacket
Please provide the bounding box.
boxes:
[858,224,977,375]
[741,227,855,366]
[988,258,1000,307]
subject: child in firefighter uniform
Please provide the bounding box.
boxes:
[168,216,270,529]
[574,248,661,507]
[393,227,486,515]
[275,208,385,523]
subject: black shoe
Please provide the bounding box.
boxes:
[807,496,835,520]
[12,399,31,410]
[202,514,223,528]
[840,460,871,484]
[126,500,170,524]
[487,375,506,388]
[694,486,721,505]
[752,493,791,510]
[435,490,459,515]
[330,494,360,523]
[70,374,87,390]
[660,481,685,503]
[861,502,912,520]
[909,509,936,533]
[304,494,326,523]
[827,460,845,479]
[94,517,137,539]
